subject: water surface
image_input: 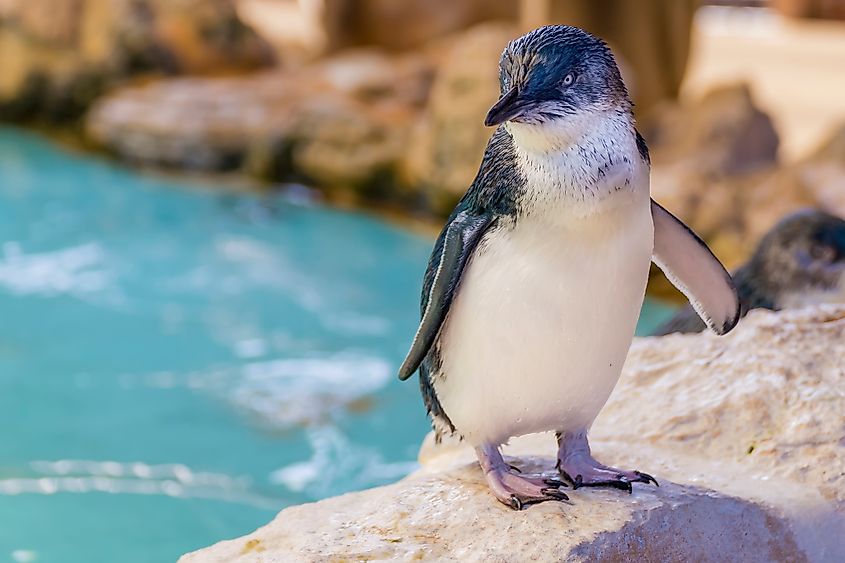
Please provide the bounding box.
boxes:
[0,128,674,562]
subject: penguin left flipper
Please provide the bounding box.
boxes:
[398,210,495,380]
[651,199,741,335]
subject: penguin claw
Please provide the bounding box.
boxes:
[634,470,659,487]
[504,488,570,510]
[543,477,567,488]
[566,474,633,493]
[540,488,570,501]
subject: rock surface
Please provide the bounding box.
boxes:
[316,0,515,53]
[0,0,271,121]
[180,306,845,562]
[645,83,780,179]
[86,49,433,200]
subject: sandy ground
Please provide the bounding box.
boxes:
[683,6,845,161]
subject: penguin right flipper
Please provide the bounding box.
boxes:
[651,199,741,335]
[398,210,495,380]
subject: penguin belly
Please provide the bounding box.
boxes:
[436,202,654,446]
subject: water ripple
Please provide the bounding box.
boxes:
[126,352,392,428]
[0,460,278,509]
[0,242,116,299]
[270,427,419,497]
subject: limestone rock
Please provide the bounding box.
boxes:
[86,50,433,197]
[0,0,272,121]
[180,306,845,562]
[180,469,802,562]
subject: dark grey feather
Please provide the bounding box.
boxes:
[397,210,494,381]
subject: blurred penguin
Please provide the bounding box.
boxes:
[654,210,845,335]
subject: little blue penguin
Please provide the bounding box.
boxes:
[655,209,845,335]
[397,25,741,510]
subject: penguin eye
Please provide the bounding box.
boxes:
[562,73,576,87]
[810,243,837,263]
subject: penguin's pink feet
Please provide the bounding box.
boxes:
[476,444,569,510]
[556,431,658,493]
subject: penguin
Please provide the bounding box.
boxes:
[398,25,740,510]
[655,209,845,335]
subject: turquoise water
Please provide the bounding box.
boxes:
[0,128,675,562]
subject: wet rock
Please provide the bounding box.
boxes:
[0,0,272,122]
[180,306,845,562]
[86,50,434,198]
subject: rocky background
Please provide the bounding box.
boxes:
[2,0,845,276]
[0,0,273,121]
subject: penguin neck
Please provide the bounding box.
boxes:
[505,108,633,154]
[506,110,646,219]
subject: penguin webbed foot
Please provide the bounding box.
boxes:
[557,431,659,494]
[490,471,571,510]
[476,445,570,510]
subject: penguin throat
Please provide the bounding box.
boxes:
[505,109,631,154]
[509,113,644,217]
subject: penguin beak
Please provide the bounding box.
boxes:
[484,87,528,127]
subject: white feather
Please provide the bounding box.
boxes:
[435,113,653,446]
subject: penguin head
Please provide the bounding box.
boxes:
[749,209,845,307]
[484,25,631,133]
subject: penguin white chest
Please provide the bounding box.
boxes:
[436,199,654,446]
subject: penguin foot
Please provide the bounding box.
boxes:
[476,444,569,510]
[486,469,570,510]
[557,431,658,494]
[560,468,657,493]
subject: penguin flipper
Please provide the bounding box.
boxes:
[651,199,741,335]
[398,210,495,380]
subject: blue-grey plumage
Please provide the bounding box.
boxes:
[398,25,740,510]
